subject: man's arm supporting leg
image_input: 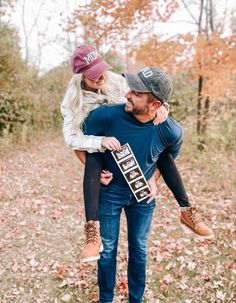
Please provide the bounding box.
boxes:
[156,151,191,208]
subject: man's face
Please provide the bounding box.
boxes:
[125,90,153,115]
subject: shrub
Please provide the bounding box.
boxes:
[0,24,71,144]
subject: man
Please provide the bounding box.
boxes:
[84,67,183,303]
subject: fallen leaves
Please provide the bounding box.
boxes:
[0,136,235,302]
[50,208,63,220]
[117,277,128,295]
[57,265,68,280]
[162,273,174,284]
[88,292,99,302]
[216,290,226,301]
[61,294,71,302]
[11,260,18,273]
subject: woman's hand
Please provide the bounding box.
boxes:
[101,137,121,151]
[153,102,170,125]
[100,170,113,185]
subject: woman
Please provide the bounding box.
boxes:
[61,45,213,263]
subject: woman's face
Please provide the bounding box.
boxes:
[83,72,107,92]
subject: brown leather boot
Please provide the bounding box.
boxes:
[180,207,214,239]
[80,221,103,263]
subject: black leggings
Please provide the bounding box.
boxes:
[83,152,103,221]
[83,151,191,221]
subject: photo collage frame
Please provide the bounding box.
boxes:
[111,143,151,202]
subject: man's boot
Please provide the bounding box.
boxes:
[80,220,103,263]
[180,207,214,239]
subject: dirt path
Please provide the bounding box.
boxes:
[0,137,235,303]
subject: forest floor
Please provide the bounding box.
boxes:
[0,135,235,303]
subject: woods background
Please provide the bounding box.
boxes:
[0,0,235,302]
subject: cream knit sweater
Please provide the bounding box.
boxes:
[60,71,127,153]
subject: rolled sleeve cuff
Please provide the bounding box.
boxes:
[90,136,106,153]
[69,135,106,153]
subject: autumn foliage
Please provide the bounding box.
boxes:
[0,0,235,148]
[192,32,236,100]
[64,0,236,146]
[65,0,179,47]
[0,1,235,302]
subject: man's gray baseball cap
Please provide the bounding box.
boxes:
[123,67,173,103]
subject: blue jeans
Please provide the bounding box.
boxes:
[98,187,156,303]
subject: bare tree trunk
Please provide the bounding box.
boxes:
[197,75,203,135]
[22,0,29,62]
[182,0,226,149]
[65,0,72,53]
[209,0,214,31]
[199,0,213,141]
[196,0,204,139]
[198,0,204,33]
[205,0,209,34]
[21,0,45,63]
[202,96,210,135]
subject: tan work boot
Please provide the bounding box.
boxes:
[180,207,214,239]
[80,220,103,263]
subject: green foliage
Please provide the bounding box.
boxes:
[181,118,236,158]
[169,71,236,152]
[0,23,234,153]
[169,71,197,122]
[203,119,236,152]
[0,24,71,145]
[0,25,33,138]
[0,25,23,80]
[0,90,32,132]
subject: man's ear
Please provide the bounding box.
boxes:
[150,100,162,110]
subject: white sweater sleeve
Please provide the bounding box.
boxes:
[60,102,105,153]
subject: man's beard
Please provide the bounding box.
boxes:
[125,102,149,115]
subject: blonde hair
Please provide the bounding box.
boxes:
[62,71,127,132]
[62,74,85,132]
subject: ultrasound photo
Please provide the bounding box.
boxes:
[120,157,137,172]
[130,178,146,191]
[125,168,142,181]
[113,144,131,161]
[134,187,151,201]
[111,143,150,202]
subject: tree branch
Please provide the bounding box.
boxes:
[198,0,204,33]
[155,20,197,25]
[181,0,199,25]
[27,0,45,39]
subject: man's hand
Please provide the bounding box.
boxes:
[153,103,170,125]
[147,181,157,204]
[101,137,121,151]
[100,170,113,185]
[146,170,160,204]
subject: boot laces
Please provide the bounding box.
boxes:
[187,207,200,226]
[85,222,99,245]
